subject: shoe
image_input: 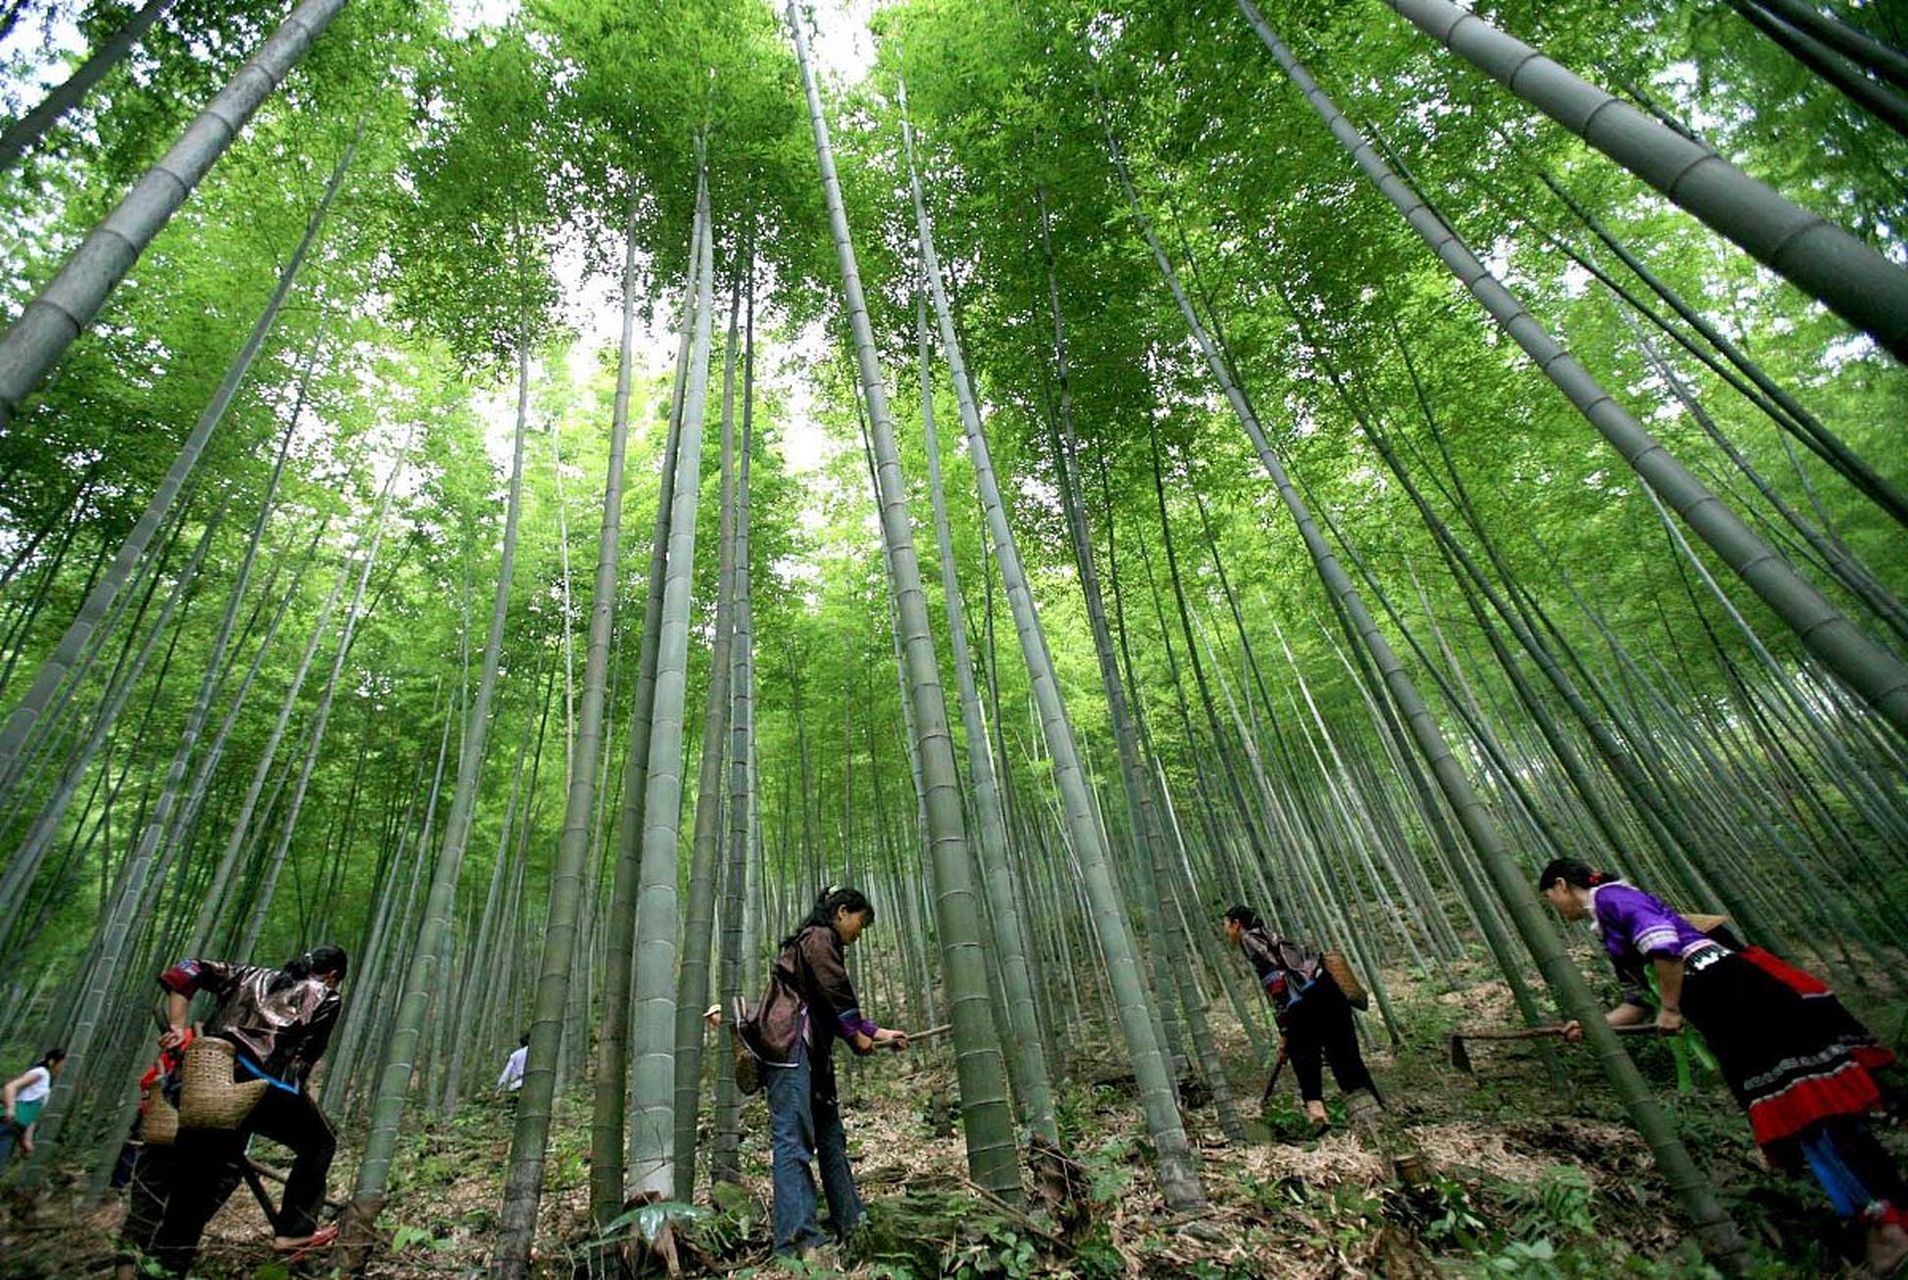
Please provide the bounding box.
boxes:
[1305,1104,1329,1137]
[273,1222,338,1262]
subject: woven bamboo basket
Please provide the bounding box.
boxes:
[1321,950,1369,1011]
[142,1087,179,1147]
[177,1037,266,1131]
[730,998,762,1097]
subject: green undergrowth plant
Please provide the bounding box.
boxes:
[1503,1165,1596,1240]
[1076,1133,1138,1204]
[680,1179,768,1259]
[1403,1164,1724,1279]
[849,1191,1051,1279]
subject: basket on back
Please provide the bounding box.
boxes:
[177,1036,267,1131]
[142,1086,180,1147]
[1321,951,1369,1011]
[730,997,763,1097]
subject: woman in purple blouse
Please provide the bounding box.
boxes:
[1541,859,1905,1274]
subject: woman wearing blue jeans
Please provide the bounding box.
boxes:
[750,888,908,1257]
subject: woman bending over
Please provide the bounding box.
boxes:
[1541,859,1905,1275]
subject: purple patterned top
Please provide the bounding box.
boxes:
[1588,882,1717,966]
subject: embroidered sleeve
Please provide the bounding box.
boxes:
[157,958,239,997]
[1603,888,1685,960]
[1625,892,1686,961]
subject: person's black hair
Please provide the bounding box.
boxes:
[1537,859,1611,892]
[780,886,873,951]
[519,1032,531,1048]
[1224,905,1261,929]
[270,943,349,993]
[36,1048,65,1069]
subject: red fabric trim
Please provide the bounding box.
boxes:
[1738,946,1829,995]
[156,962,199,995]
[137,1032,192,1099]
[1854,1044,1898,1072]
[1748,1060,1882,1146]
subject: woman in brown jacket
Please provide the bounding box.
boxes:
[135,945,346,1275]
[753,888,907,1257]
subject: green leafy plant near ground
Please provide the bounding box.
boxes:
[1504,1165,1597,1240]
[389,1222,446,1252]
[1258,1092,1339,1143]
[849,1192,1051,1279]
[681,1180,765,1258]
[1403,1164,1728,1279]
[1077,1134,1137,1204]
[1418,1174,1493,1251]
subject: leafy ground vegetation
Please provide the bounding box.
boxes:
[2,957,1900,1277]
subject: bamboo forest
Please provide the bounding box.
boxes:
[1,0,1905,1275]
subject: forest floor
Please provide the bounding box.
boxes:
[3,956,1903,1279]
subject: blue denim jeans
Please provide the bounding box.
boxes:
[766,1038,864,1254]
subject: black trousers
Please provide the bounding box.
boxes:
[119,1141,176,1267]
[1283,974,1377,1104]
[146,1087,335,1275]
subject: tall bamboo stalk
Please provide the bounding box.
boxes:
[673,267,743,1201]
[1372,0,1908,360]
[591,192,700,1225]
[711,260,757,1186]
[619,164,716,1209]
[792,5,1023,1201]
[1109,109,1748,1266]
[0,0,348,431]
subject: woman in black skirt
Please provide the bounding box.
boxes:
[1541,859,1906,1274]
[1224,905,1377,1132]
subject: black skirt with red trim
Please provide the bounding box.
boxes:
[1682,950,1887,1148]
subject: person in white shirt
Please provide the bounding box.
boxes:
[0,1047,66,1176]
[497,1032,529,1093]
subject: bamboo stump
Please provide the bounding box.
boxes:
[330,1192,385,1277]
[1344,1089,1429,1187]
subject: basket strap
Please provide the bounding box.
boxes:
[236,1055,300,1095]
